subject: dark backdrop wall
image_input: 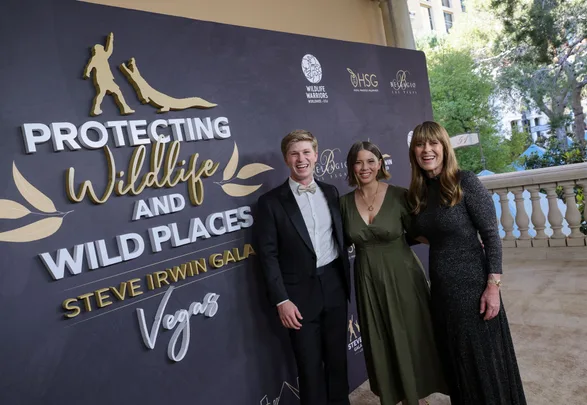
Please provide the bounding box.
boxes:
[0,0,432,403]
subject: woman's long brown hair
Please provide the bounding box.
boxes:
[407,121,463,214]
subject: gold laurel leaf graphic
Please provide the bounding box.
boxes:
[0,199,31,219]
[236,163,274,180]
[12,162,57,213]
[223,143,239,181]
[221,183,262,197]
[382,154,390,159]
[0,217,63,243]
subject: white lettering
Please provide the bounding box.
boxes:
[22,123,51,153]
[149,225,171,253]
[39,245,85,280]
[51,122,81,151]
[128,120,149,146]
[78,121,109,149]
[136,286,220,362]
[106,120,129,147]
[96,239,123,267]
[147,119,169,142]
[116,233,145,261]
[21,116,231,153]
[132,199,153,221]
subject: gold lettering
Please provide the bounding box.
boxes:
[62,298,81,319]
[146,273,155,290]
[116,145,146,195]
[66,145,116,204]
[191,258,207,274]
[243,243,256,259]
[188,157,219,206]
[94,288,113,308]
[223,249,236,265]
[167,263,189,283]
[153,271,170,289]
[66,141,219,206]
[77,292,94,312]
[233,247,244,261]
[209,253,223,269]
[109,282,128,300]
[128,278,143,297]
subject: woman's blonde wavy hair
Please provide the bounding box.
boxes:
[407,121,463,214]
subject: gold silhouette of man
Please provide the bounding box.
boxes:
[83,33,134,116]
[348,315,358,341]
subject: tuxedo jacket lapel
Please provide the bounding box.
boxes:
[279,180,315,254]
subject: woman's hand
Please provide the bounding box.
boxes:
[480,284,500,321]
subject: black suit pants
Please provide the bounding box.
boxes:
[288,260,350,405]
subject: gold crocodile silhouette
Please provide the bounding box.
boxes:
[119,57,216,113]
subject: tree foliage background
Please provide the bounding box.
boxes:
[418,0,586,174]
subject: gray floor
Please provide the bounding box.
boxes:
[349,255,587,404]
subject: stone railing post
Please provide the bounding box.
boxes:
[496,188,516,247]
[511,187,531,247]
[563,180,586,246]
[543,183,566,246]
[526,185,548,247]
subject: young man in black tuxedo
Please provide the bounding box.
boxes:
[255,129,351,405]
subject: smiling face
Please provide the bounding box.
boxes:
[414,138,444,177]
[285,141,318,185]
[353,149,381,186]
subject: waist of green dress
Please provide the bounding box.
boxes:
[354,238,405,252]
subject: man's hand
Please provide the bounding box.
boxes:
[277,301,303,330]
[480,284,500,321]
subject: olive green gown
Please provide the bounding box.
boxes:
[340,185,447,405]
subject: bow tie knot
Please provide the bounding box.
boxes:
[298,183,317,194]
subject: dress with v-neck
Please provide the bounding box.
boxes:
[340,185,447,405]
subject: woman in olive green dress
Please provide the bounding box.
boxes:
[339,141,447,405]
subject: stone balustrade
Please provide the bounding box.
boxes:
[478,162,587,248]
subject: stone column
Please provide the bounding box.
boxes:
[378,0,416,49]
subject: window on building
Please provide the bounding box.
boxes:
[421,6,434,31]
[444,12,453,32]
[461,0,466,12]
[428,7,435,30]
[442,0,451,8]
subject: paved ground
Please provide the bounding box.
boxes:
[349,255,587,404]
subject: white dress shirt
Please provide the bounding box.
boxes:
[277,178,338,307]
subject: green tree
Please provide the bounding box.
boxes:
[490,0,587,146]
[506,129,533,162]
[425,45,513,173]
[523,139,587,169]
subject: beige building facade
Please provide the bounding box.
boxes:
[407,0,466,38]
[82,0,389,46]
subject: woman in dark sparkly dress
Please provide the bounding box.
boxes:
[407,121,527,405]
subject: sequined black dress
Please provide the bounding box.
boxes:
[413,170,527,405]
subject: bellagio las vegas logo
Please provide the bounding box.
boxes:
[348,315,363,353]
[83,32,216,115]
